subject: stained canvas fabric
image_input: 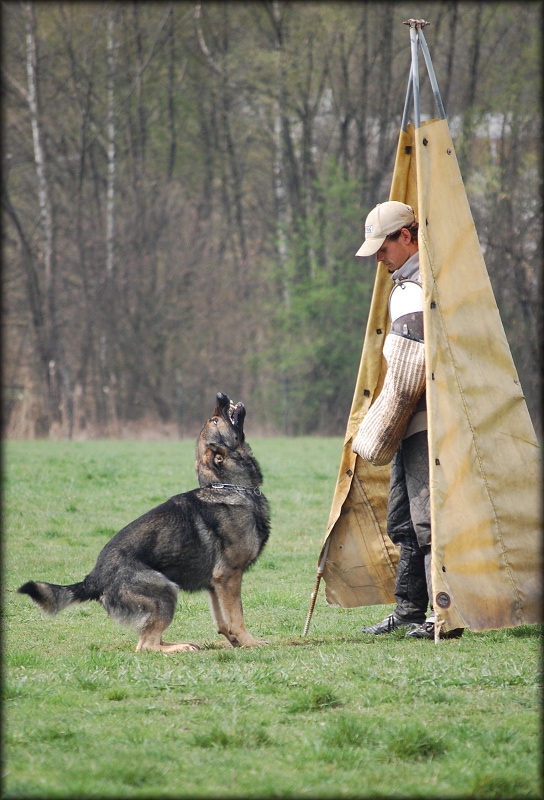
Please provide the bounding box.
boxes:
[319,119,542,633]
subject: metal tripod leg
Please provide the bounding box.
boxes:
[403,18,447,127]
[418,28,446,120]
[409,25,421,129]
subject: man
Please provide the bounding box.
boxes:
[355,201,463,640]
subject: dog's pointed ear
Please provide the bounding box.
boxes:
[196,442,228,486]
[205,441,227,465]
[212,447,225,466]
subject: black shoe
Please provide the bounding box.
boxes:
[405,620,464,640]
[361,613,424,635]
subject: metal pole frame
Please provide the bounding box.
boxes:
[418,27,446,120]
[402,19,446,130]
[409,24,421,129]
[400,65,414,132]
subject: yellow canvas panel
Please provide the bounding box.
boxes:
[417,119,541,631]
[320,119,542,633]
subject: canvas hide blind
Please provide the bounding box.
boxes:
[316,114,542,634]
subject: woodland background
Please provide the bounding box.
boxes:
[2,1,541,439]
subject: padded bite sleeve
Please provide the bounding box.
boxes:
[352,333,426,466]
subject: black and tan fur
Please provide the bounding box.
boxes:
[18,393,270,653]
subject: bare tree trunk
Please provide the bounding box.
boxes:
[268,2,290,305]
[195,3,247,270]
[442,1,458,113]
[58,4,97,426]
[274,82,291,435]
[132,3,148,170]
[166,5,178,181]
[332,28,357,177]
[106,10,116,281]
[100,6,119,429]
[456,4,483,175]
[268,0,292,434]
[274,108,290,307]
[2,191,48,390]
[354,5,371,205]
[24,1,70,432]
[301,34,330,275]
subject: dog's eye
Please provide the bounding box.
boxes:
[212,418,218,425]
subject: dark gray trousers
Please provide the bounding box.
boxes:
[387,430,432,621]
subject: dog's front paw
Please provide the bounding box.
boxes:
[240,636,269,647]
[160,642,200,654]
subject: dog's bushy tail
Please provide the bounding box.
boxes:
[18,579,97,616]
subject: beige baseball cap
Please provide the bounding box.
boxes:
[356,201,416,257]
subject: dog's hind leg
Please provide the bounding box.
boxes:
[103,570,199,654]
[209,571,268,647]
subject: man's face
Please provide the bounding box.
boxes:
[375,229,416,272]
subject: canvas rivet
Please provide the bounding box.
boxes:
[346,469,353,476]
[423,138,428,146]
[435,458,440,465]
[447,149,452,155]
[376,329,382,334]
[436,592,451,609]
[442,566,447,573]
[363,389,370,397]
[430,301,436,309]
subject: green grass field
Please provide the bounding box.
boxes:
[3,438,542,798]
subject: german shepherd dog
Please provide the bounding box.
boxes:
[18,393,270,653]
